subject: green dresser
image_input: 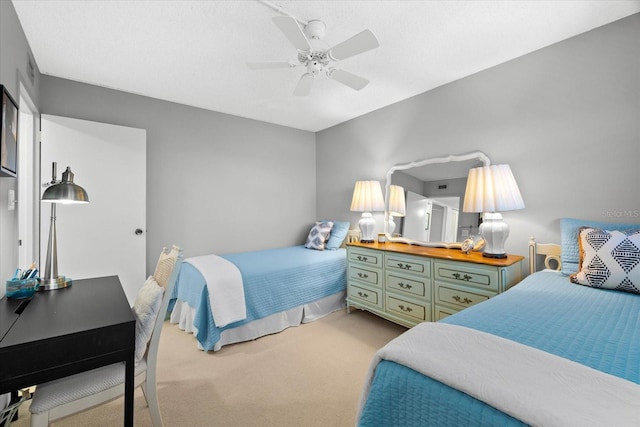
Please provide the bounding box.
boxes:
[347,242,524,327]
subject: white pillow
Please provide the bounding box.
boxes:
[132,276,164,362]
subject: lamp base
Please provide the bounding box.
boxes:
[359,212,376,243]
[38,276,72,291]
[387,216,396,237]
[482,252,507,259]
[479,212,509,259]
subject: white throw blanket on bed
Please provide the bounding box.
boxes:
[184,255,246,328]
[358,322,640,426]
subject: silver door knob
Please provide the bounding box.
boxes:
[135,228,144,235]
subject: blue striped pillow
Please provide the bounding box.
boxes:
[325,221,350,250]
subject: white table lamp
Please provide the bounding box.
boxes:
[350,180,385,243]
[387,184,406,236]
[463,164,524,258]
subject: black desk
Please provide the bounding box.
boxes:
[0,276,135,426]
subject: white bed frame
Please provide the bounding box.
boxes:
[528,237,562,273]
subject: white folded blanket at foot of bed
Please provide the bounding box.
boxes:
[358,322,640,427]
[184,254,246,327]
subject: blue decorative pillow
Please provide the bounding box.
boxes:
[560,218,640,275]
[325,221,350,250]
[570,228,640,294]
[305,221,334,251]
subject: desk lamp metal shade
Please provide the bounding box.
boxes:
[387,184,406,236]
[463,164,524,258]
[40,162,89,290]
[350,180,385,243]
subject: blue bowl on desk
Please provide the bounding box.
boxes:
[6,278,39,299]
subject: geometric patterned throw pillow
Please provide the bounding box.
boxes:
[305,221,334,251]
[570,228,640,294]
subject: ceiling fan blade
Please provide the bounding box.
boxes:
[328,29,379,61]
[328,69,369,91]
[272,16,312,52]
[247,61,294,70]
[293,73,314,96]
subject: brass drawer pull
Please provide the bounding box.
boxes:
[397,263,412,270]
[357,256,368,262]
[357,272,369,279]
[357,291,369,298]
[397,304,413,313]
[452,272,472,281]
[398,282,413,290]
[452,295,472,304]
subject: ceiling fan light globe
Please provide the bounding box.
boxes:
[307,61,323,75]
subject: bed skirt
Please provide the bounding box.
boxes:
[170,290,346,352]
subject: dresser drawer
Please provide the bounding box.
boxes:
[385,253,431,277]
[434,304,457,321]
[348,283,383,309]
[385,272,429,299]
[385,295,430,323]
[349,265,381,287]
[435,283,490,309]
[348,248,382,268]
[434,260,498,292]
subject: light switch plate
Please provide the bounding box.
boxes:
[8,189,15,210]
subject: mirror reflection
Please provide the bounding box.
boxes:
[385,152,490,247]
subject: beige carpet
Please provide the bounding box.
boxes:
[14,309,406,426]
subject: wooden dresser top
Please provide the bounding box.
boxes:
[347,241,524,267]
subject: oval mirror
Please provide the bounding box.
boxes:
[384,151,490,248]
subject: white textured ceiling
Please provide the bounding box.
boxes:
[12,0,640,132]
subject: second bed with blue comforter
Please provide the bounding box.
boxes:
[169,245,347,351]
[358,270,640,426]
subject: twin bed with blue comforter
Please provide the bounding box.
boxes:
[358,270,640,426]
[358,219,640,426]
[169,245,347,351]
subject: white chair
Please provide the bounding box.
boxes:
[29,246,183,427]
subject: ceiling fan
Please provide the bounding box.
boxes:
[248,16,379,96]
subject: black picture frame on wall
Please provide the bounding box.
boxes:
[1,84,19,178]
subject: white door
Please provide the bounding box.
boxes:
[40,115,146,304]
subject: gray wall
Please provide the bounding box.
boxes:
[317,13,640,270]
[2,1,638,287]
[39,77,316,273]
[0,0,40,294]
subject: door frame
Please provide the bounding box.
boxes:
[18,82,40,269]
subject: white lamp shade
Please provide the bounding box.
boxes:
[350,180,385,212]
[388,185,406,217]
[463,164,524,213]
